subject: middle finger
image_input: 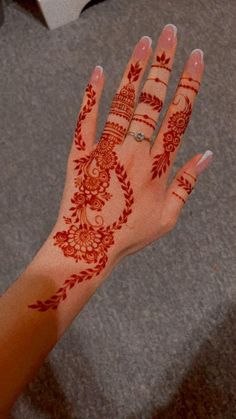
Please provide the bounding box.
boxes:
[123,24,177,156]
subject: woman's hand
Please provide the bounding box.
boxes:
[29,24,212,311]
[0,25,214,412]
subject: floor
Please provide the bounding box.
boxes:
[0,0,236,418]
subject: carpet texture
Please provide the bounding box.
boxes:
[0,0,236,418]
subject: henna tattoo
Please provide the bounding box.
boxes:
[138,92,163,111]
[74,84,96,151]
[110,61,142,120]
[147,77,168,86]
[178,84,198,94]
[176,175,193,194]
[151,52,171,72]
[28,62,141,312]
[131,117,156,130]
[172,191,186,204]
[178,77,201,95]
[131,92,163,130]
[181,77,201,85]
[151,95,192,179]
[183,171,197,182]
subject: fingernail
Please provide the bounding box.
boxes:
[187,49,204,78]
[158,24,177,49]
[134,36,152,60]
[195,150,213,175]
[91,65,103,84]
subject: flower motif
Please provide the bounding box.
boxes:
[82,175,102,193]
[63,245,76,257]
[67,225,102,254]
[168,111,190,135]
[71,192,86,207]
[99,170,110,185]
[164,142,175,152]
[96,138,116,154]
[53,231,68,246]
[163,131,176,143]
[173,136,180,146]
[101,232,114,248]
[96,151,117,170]
[89,196,104,211]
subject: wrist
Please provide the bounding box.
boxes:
[24,224,120,313]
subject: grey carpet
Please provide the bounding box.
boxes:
[0,0,236,418]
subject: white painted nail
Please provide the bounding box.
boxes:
[195,150,213,175]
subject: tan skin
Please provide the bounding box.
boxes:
[0,24,212,415]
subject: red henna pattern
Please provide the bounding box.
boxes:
[110,61,142,121]
[74,84,96,151]
[181,77,201,85]
[138,92,163,111]
[176,176,193,194]
[131,117,156,130]
[151,95,192,179]
[172,191,186,204]
[178,84,198,94]
[151,52,171,72]
[28,62,141,312]
[178,77,201,95]
[183,171,197,182]
[147,77,168,86]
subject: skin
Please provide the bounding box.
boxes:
[0,25,211,415]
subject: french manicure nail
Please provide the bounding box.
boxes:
[134,36,152,60]
[187,49,204,78]
[91,65,103,84]
[195,150,213,175]
[158,24,177,49]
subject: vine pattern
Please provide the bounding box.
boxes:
[28,63,141,311]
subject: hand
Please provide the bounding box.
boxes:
[29,24,213,311]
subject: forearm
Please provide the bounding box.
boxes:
[0,227,117,413]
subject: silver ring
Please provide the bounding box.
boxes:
[127,131,151,143]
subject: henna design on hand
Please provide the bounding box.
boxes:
[74,84,96,151]
[151,94,192,179]
[151,52,171,72]
[109,62,142,121]
[138,92,163,111]
[172,191,186,204]
[176,175,193,194]
[131,53,170,132]
[183,171,197,182]
[131,114,156,130]
[28,62,142,312]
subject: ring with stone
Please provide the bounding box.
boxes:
[127,131,151,143]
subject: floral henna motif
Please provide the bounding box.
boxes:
[151,95,192,179]
[28,163,134,312]
[28,62,140,312]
